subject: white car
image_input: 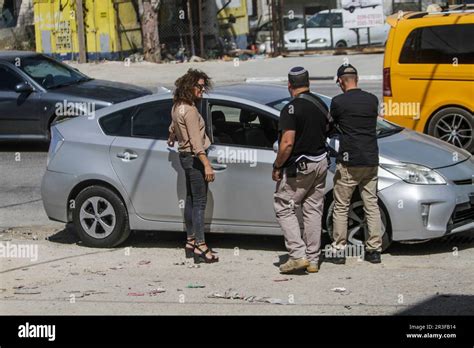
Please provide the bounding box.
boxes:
[284,9,389,50]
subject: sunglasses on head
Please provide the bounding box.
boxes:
[195,84,205,91]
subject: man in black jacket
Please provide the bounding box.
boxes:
[327,64,382,264]
[273,66,330,274]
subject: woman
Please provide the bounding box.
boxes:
[168,69,218,264]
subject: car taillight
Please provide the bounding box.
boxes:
[47,126,64,167]
[383,67,392,97]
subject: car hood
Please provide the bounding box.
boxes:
[51,79,152,104]
[379,129,470,169]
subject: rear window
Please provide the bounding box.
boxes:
[399,24,474,64]
[99,106,136,137]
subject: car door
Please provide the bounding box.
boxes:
[0,63,41,137]
[109,99,186,222]
[205,98,279,228]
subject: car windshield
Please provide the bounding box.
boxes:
[307,13,343,28]
[268,96,404,137]
[17,55,91,89]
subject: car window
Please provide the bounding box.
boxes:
[17,55,88,89]
[100,106,136,137]
[132,100,173,139]
[0,65,23,91]
[399,24,474,64]
[307,13,343,28]
[210,102,278,149]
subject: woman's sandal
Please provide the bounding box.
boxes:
[185,238,195,259]
[193,244,219,264]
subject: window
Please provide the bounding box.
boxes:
[399,24,474,64]
[307,13,343,28]
[210,102,278,149]
[0,65,23,91]
[17,55,88,89]
[100,106,136,137]
[132,101,173,139]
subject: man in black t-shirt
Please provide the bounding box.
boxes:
[273,66,330,274]
[328,64,383,265]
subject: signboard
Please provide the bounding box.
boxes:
[341,0,384,28]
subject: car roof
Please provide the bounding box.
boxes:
[387,8,474,27]
[211,84,290,104]
[0,51,39,62]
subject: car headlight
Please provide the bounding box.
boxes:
[309,38,327,44]
[380,163,446,185]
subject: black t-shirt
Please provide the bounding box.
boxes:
[279,92,329,167]
[330,88,379,167]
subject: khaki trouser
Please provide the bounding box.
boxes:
[274,159,327,262]
[332,163,382,252]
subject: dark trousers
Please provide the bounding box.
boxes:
[179,153,208,244]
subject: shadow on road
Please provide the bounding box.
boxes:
[0,141,49,152]
[396,294,474,315]
[46,224,473,257]
[386,231,474,256]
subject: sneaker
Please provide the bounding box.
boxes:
[279,258,310,274]
[364,250,381,264]
[306,261,319,273]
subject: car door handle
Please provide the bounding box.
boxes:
[117,151,138,161]
[211,160,227,171]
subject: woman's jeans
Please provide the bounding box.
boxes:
[179,153,208,244]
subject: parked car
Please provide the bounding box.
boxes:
[0,51,152,142]
[41,84,474,251]
[250,16,304,44]
[284,9,389,49]
[342,0,381,13]
[383,8,474,152]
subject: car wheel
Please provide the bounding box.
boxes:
[325,196,392,252]
[72,186,130,248]
[335,40,347,48]
[427,107,473,152]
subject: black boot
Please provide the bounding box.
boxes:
[364,250,381,264]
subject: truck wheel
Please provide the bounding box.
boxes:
[72,186,130,248]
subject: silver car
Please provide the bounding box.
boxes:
[41,84,474,250]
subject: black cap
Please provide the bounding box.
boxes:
[288,66,309,88]
[337,64,358,79]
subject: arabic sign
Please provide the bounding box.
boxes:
[341,0,384,28]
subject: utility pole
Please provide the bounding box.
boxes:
[138,0,161,63]
[76,0,86,63]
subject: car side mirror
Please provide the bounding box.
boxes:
[15,82,33,94]
[273,140,279,153]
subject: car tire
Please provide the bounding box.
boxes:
[335,40,347,48]
[324,193,392,252]
[427,107,474,153]
[72,186,131,248]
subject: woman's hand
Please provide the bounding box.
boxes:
[204,164,215,182]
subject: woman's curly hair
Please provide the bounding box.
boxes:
[173,68,213,105]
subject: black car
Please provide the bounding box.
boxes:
[0,51,152,141]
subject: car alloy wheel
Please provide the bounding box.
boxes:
[433,112,473,151]
[79,196,116,239]
[326,200,391,252]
